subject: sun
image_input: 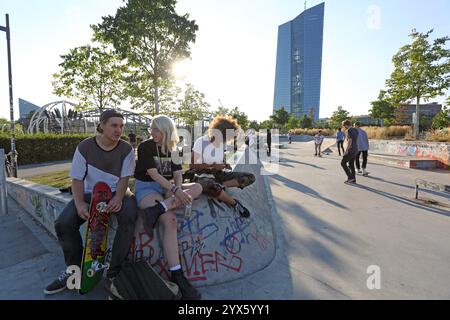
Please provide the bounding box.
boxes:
[171,59,191,80]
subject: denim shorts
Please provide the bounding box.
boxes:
[135,179,165,205]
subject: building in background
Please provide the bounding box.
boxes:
[18,98,40,119]
[273,2,325,122]
[396,102,442,125]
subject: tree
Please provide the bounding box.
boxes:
[369,90,395,125]
[52,44,127,111]
[432,107,450,129]
[299,115,313,129]
[248,120,260,131]
[176,84,210,128]
[125,76,181,117]
[211,105,249,129]
[259,120,274,130]
[270,107,290,128]
[92,0,198,115]
[386,29,450,137]
[229,107,249,130]
[286,115,300,130]
[331,106,350,129]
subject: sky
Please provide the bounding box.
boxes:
[0,0,449,122]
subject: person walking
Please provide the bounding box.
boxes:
[336,127,345,156]
[354,122,370,176]
[341,120,359,184]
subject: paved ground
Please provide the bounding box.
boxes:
[2,139,450,299]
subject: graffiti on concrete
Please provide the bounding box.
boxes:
[128,205,273,284]
[370,140,450,169]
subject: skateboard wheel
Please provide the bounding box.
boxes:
[87,269,95,278]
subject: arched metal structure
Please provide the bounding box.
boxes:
[27,101,152,135]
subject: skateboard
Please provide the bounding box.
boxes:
[79,182,113,294]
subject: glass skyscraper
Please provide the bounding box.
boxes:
[273,3,324,122]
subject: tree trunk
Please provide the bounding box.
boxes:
[414,96,420,139]
[154,85,159,115]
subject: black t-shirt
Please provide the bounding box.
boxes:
[346,127,359,155]
[128,133,136,143]
[134,139,182,182]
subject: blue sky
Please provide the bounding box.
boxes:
[0,0,449,122]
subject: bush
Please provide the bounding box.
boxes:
[363,126,412,140]
[424,128,450,142]
[292,128,334,136]
[0,133,92,165]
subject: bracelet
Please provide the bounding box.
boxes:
[171,185,180,193]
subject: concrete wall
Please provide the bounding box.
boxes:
[6,149,277,287]
[370,140,450,170]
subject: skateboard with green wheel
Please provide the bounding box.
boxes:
[79,182,113,294]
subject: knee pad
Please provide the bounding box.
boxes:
[201,180,224,198]
[237,174,255,189]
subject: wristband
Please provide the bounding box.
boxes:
[171,185,178,193]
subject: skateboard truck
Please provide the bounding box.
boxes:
[87,260,110,278]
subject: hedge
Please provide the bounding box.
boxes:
[0,133,130,165]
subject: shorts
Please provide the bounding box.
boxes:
[135,180,165,205]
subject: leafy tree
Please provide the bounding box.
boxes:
[229,107,249,130]
[176,84,210,128]
[270,107,290,128]
[286,115,299,130]
[52,44,127,111]
[331,106,350,129]
[92,0,198,115]
[299,115,313,129]
[248,120,260,131]
[369,90,396,124]
[432,106,450,129]
[259,120,274,130]
[386,29,450,137]
[125,76,181,117]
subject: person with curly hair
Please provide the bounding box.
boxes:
[190,116,255,218]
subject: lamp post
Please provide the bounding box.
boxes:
[0,14,18,178]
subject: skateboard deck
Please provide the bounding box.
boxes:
[80,182,113,294]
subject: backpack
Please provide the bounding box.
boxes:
[109,261,182,300]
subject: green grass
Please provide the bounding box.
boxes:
[27,171,72,189]
[25,164,192,191]
[27,170,137,192]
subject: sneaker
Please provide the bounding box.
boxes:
[362,169,369,176]
[170,269,201,300]
[234,199,250,218]
[357,169,363,175]
[141,201,165,238]
[44,270,71,295]
[344,179,357,185]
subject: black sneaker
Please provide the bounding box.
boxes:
[170,269,201,300]
[234,199,250,218]
[344,179,357,185]
[141,201,166,238]
[44,270,71,295]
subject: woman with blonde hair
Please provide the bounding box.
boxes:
[134,115,202,300]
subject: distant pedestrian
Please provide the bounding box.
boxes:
[266,129,272,157]
[314,130,324,157]
[341,120,359,184]
[336,127,345,156]
[128,130,137,148]
[354,122,370,176]
[288,131,293,144]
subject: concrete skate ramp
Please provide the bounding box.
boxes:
[7,147,277,287]
[127,148,276,287]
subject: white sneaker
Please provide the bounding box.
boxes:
[357,169,363,175]
[362,169,369,176]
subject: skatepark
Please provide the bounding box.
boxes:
[1,136,450,299]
